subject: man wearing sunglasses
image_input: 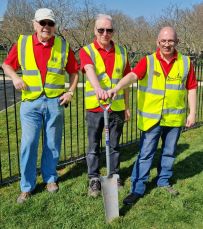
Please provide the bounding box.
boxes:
[108,26,197,205]
[79,14,131,197]
[2,8,79,203]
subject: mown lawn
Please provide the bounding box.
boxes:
[0,126,203,229]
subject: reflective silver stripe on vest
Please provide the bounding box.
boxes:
[111,78,119,84]
[61,39,67,68]
[137,109,161,119]
[98,74,119,85]
[138,85,165,95]
[98,73,106,81]
[165,84,185,90]
[47,67,65,75]
[138,54,165,95]
[86,44,96,64]
[44,83,65,89]
[86,87,112,97]
[85,91,96,96]
[21,35,29,69]
[22,70,39,75]
[118,45,126,70]
[85,91,124,100]
[148,54,155,87]
[182,55,189,81]
[25,86,41,91]
[165,55,188,91]
[145,54,187,93]
[116,94,124,100]
[162,108,186,114]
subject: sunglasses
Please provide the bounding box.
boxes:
[97,28,114,34]
[37,20,55,27]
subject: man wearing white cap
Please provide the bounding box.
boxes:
[2,8,79,203]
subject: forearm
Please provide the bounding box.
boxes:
[124,88,129,109]
[84,64,101,90]
[69,72,79,92]
[2,63,19,80]
[188,88,197,115]
[114,72,138,92]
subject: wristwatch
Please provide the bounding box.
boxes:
[67,89,74,97]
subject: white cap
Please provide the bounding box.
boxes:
[34,8,55,22]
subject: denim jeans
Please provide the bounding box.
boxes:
[20,95,64,192]
[86,111,125,178]
[131,124,181,195]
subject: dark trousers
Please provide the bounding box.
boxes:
[86,110,125,178]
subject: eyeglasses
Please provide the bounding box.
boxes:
[159,39,176,45]
[37,20,55,27]
[97,28,114,34]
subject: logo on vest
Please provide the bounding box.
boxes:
[116,68,121,74]
[153,71,161,77]
[52,57,58,63]
[167,73,182,81]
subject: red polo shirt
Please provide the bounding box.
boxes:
[79,39,131,112]
[4,33,79,84]
[132,49,197,90]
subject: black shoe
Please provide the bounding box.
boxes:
[88,177,101,198]
[163,185,179,196]
[123,193,142,205]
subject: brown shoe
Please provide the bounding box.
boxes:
[17,192,31,204]
[163,185,179,196]
[88,178,101,198]
[46,182,59,193]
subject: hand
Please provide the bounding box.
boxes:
[59,92,73,106]
[185,113,196,128]
[107,88,117,100]
[13,77,27,90]
[95,88,108,101]
[125,108,131,122]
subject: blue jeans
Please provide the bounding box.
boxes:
[131,124,181,195]
[20,95,64,192]
[86,111,125,178]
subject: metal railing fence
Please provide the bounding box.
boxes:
[0,62,203,186]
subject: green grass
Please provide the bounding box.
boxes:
[0,126,203,229]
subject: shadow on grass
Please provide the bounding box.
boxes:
[118,143,203,217]
[142,143,190,195]
[150,143,190,170]
[173,150,203,182]
[58,160,87,182]
[140,145,203,196]
[56,142,139,190]
[100,142,139,184]
[32,160,88,195]
[119,197,142,216]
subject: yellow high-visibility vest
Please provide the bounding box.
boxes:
[137,52,190,131]
[83,43,127,111]
[17,35,69,101]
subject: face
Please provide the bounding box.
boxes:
[157,27,178,59]
[94,18,114,49]
[33,19,55,42]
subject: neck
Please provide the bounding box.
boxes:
[160,52,173,64]
[37,34,50,43]
[97,40,112,50]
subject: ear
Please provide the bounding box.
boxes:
[156,39,159,47]
[94,26,97,36]
[176,39,179,45]
[33,20,37,31]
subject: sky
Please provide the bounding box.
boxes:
[0,0,202,20]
